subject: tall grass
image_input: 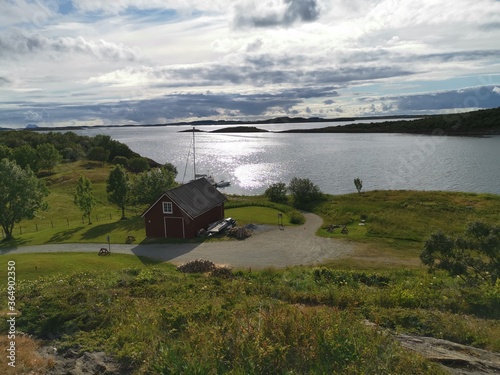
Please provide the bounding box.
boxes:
[1,254,498,373]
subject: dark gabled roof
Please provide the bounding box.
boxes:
[166,178,226,218]
[142,178,226,219]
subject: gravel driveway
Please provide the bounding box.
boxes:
[1,213,355,269]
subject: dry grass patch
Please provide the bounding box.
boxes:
[0,335,54,374]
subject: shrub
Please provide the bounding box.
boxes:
[288,177,324,208]
[289,211,305,225]
[112,156,129,167]
[265,182,288,204]
[128,157,150,173]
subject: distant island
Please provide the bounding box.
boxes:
[184,107,500,136]
[2,107,499,135]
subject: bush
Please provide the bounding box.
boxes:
[128,157,150,173]
[288,177,324,208]
[289,211,305,225]
[265,182,288,204]
[112,156,129,167]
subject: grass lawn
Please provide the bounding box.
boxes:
[2,160,500,271]
[0,253,169,284]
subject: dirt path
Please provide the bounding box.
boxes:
[1,213,356,269]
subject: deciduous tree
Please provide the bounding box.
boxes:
[12,145,39,173]
[0,159,49,240]
[36,143,62,172]
[128,157,150,173]
[106,165,130,220]
[288,177,324,208]
[131,167,177,205]
[265,182,288,204]
[73,175,96,225]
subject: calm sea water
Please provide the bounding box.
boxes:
[75,122,500,195]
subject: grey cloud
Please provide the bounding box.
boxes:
[323,99,335,105]
[391,86,500,111]
[1,90,308,126]
[0,30,138,61]
[149,61,412,88]
[0,77,10,86]
[234,0,320,28]
[479,22,500,31]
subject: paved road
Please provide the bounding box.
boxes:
[1,213,355,269]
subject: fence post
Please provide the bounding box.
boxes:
[20,226,22,235]
[51,220,54,228]
[36,224,38,232]
[109,213,112,220]
[67,218,69,226]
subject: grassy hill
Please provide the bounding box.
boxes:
[1,253,499,373]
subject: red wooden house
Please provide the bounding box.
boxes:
[141,178,226,239]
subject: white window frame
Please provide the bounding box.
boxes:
[162,201,173,214]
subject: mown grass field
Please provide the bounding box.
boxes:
[1,161,297,248]
[0,253,499,374]
[2,160,500,270]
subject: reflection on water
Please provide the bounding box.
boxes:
[75,124,500,195]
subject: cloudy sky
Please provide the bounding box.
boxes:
[1,0,500,128]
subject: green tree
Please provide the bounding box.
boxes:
[420,221,500,285]
[112,156,129,167]
[265,182,288,204]
[128,157,150,173]
[36,143,62,172]
[87,146,110,164]
[12,145,39,173]
[0,159,49,240]
[354,178,363,193]
[73,175,96,225]
[288,177,324,208]
[0,145,13,160]
[106,165,130,220]
[163,162,178,178]
[131,167,177,205]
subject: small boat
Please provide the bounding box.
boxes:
[215,180,230,188]
[207,217,236,236]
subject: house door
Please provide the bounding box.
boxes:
[164,217,185,238]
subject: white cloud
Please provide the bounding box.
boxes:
[1,0,500,126]
[0,30,139,61]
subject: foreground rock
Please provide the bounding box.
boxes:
[395,334,500,375]
[37,347,132,375]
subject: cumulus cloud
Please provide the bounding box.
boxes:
[0,31,139,61]
[233,0,321,28]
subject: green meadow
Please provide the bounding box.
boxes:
[1,161,500,373]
